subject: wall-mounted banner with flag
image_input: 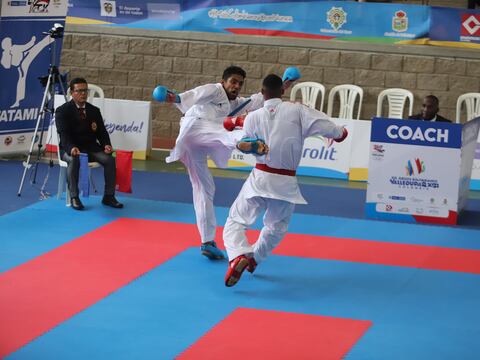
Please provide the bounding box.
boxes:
[66,0,429,44]
[0,0,68,155]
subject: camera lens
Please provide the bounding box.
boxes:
[46,23,64,38]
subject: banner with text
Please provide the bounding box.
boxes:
[0,0,68,155]
[430,6,480,47]
[67,1,429,44]
[49,95,151,160]
[366,118,469,225]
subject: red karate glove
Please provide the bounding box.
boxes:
[223,115,246,131]
[334,127,348,143]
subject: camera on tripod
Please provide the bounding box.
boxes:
[44,23,64,39]
[18,22,69,197]
[38,72,68,89]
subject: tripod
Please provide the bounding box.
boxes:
[17,26,67,197]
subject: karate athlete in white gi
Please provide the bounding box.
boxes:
[153,66,265,260]
[223,74,348,287]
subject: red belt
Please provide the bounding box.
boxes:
[255,163,296,176]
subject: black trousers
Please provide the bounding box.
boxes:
[62,151,116,198]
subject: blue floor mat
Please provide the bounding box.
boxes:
[2,195,480,359]
[1,160,479,227]
[2,197,480,274]
[8,247,480,360]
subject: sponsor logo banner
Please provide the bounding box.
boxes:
[65,1,429,42]
[0,3,67,154]
[367,118,463,222]
[430,6,480,44]
[1,0,68,17]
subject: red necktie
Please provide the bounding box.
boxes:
[78,108,86,121]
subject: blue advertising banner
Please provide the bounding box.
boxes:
[0,0,68,154]
[67,1,429,43]
[430,6,480,46]
[1,22,55,130]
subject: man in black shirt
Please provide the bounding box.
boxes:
[408,95,451,123]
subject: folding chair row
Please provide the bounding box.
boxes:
[290,82,480,124]
[290,82,364,120]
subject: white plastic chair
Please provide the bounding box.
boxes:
[56,142,97,205]
[456,93,480,124]
[376,88,414,119]
[57,83,104,205]
[56,139,101,205]
[327,84,363,120]
[86,84,105,114]
[289,82,326,111]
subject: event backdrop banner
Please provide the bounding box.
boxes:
[366,118,470,225]
[0,0,68,155]
[67,0,429,43]
[50,95,151,160]
[430,6,480,45]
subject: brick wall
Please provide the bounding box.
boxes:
[60,25,480,148]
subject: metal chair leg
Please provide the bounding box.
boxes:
[89,169,97,193]
[57,166,66,200]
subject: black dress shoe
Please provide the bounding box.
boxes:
[71,196,84,210]
[102,195,124,208]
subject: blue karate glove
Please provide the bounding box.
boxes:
[237,137,268,155]
[282,67,301,82]
[152,86,180,103]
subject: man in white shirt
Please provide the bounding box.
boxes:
[161,66,266,260]
[223,74,348,287]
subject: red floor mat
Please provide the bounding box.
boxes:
[273,233,480,274]
[3,220,479,357]
[0,218,197,358]
[178,308,371,359]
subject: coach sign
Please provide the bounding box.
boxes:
[366,117,480,225]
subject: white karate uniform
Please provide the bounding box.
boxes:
[223,98,344,262]
[166,83,264,243]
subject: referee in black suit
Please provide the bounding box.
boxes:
[55,77,123,210]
